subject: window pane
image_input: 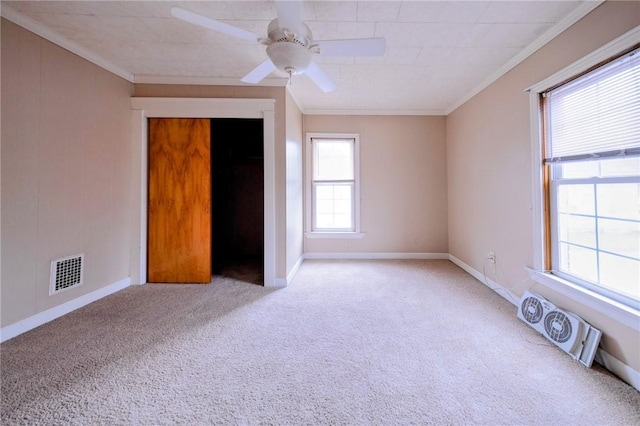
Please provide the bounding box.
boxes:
[333,184,352,200]
[598,218,640,259]
[597,183,640,221]
[599,157,640,178]
[560,161,600,179]
[314,140,354,181]
[558,213,596,249]
[599,252,640,300]
[561,157,640,179]
[316,199,334,214]
[313,183,353,230]
[333,214,352,229]
[559,243,598,283]
[557,184,595,215]
[316,185,334,200]
[332,199,351,215]
[316,213,334,229]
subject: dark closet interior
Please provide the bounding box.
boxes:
[210,118,264,285]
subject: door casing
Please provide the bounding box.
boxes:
[131,97,277,286]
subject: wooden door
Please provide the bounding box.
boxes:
[148,118,211,283]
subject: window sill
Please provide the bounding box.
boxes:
[526,267,640,330]
[305,232,366,239]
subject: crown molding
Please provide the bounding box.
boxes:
[302,108,446,116]
[527,24,640,93]
[445,0,604,115]
[1,4,135,82]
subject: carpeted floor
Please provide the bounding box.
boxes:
[1,260,639,425]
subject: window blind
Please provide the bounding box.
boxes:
[543,46,640,163]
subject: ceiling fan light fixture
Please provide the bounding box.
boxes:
[170,4,385,92]
[266,42,313,75]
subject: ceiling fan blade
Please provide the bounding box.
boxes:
[316,38,387,57]
[275,0,303,35]
[241,59,277,84]
[305,62,337,93]
[170,7,258,42]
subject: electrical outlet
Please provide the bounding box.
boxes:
[487,251,496,263]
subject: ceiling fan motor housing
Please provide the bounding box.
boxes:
[266,19,314,75]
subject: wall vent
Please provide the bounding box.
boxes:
[50,254,84,295]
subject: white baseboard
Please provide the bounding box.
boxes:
[0,278,130,343]
[448,254,518,306]
[269,278,287,287]
[449,255,640,392]
[304,252,450,260]
[285,255,304,286]
[596,349,640,392]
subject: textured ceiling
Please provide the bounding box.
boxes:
[2,1,597,114]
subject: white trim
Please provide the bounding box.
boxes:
[303,109,447,116]
[0,4,134,82]
[446,1,604,114]
[304,232,366,239]
[526,269,640,330]
[527,25,640,93]
[129,98,276,118]
[596,349,640,392]
[273,277,288,287]
[448,255,518,306]
[304,252,449,260]
[286,255,305,285]
[305,133,361,235]
[130,97,279,287]
[130,110,147,285]
[529,87,547,271]
[0,278,130,343]
[262,109,277,287]
[134,74,288,87]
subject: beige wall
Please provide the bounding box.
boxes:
[446,1,640,371]
[303,115,448,254]
[1,19,133,327]
[133,84,289,279]
[285,90,304,275]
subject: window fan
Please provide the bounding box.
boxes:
[517,291,602,367]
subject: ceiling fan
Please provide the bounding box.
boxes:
[170,1,386,92]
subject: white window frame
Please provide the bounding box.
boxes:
[527,27,640,328]
[305,133,364,239]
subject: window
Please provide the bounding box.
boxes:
[541,45,640,309]
[305,133,362,237]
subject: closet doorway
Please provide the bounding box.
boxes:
[211,118,264,284]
